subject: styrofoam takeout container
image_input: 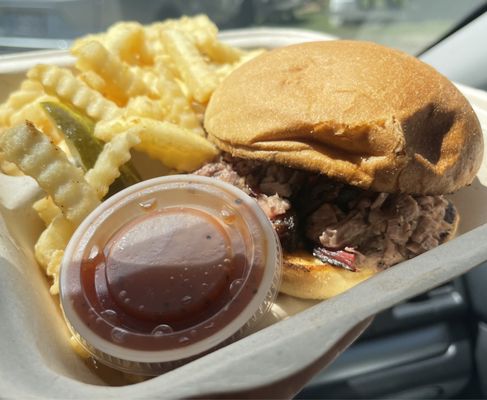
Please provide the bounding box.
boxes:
[1,28,487,399]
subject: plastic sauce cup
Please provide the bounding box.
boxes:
[59,175,282,375]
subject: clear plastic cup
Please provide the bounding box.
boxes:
[59,175,282,375]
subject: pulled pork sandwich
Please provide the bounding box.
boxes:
[196,40,484,300]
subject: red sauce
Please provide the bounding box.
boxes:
[106,209,234,323]
[66,204,267,351]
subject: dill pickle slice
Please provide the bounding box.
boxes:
[41,101,101,170]
[41,101,141,196]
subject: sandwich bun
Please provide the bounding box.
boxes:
[205,40,483,195]
[204,40,480,299]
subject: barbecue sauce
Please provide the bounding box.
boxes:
[60,176,280,372]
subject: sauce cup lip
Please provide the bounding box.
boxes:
[60,174,282,364]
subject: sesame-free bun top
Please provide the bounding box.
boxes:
[204,40,483,194]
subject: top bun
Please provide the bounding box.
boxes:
[204,40,483,194]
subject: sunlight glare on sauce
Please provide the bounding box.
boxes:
[104,208,235,326]
[100,309,118,323]
[220,206,236,224]
[151,324,173,336]
[229,279,244,296]
[111,327,126,344]
[138,198,157,211]
[88,245,100,261]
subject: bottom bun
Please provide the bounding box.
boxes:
[280,210,460,300]
[280,252,377,300]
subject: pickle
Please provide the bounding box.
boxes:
[41,101,141,196]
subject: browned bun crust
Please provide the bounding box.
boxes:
[205,40,483,195]
[280,251,377,299]
[280,208,460,299]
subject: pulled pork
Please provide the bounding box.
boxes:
[194,154,455,271]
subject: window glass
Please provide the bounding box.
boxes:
[0,0,485,55]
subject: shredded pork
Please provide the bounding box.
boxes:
[194,154,455,271]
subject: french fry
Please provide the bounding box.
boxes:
[41,101,141,192]
[71,33,104,54]
[124,96,168,120]
[160,29,218,103]
[150,14,218,49]
[201,39,243,64]
[2,15,258,310]
[158,15,241,64]
[73,22,153,67]
[0,157,23,176]
[0,122,100,225]
[143,24,166,60]
[129,65,161,96]
[134,62,204,135]
[180,14,219,47]
[78,70,107,94]
[144,16,213,67]
[214,48,266,82]
[46,249,64,295]
[73,41,148,105]
[27,64,122,121]
[95,116,218,171]
[104,21,153,66]
[85,132,140,199]
[33,197,62,226]
[168,96,205,135]
[34,215,74,269]
[9,95,62,143]
[0,80,45,126]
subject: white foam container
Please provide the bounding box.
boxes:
[1,28,487,399]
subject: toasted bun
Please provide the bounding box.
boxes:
[205,40,483,195]
[280,251,377,299]
[280,208,460,299]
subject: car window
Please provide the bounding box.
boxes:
[0,0,485,55]
[255,0,487,54]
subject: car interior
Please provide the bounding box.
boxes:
[0,1,486,398]
[297,3,487,398]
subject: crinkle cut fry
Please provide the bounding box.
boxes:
[104,21,153,65]
[27,64,122,122]
[72,21,152,66]
[73,41,148,105]
[95,116,218,171]
[85,131,140,199]
[0,122,100,225]
[147,14,218,51]
[9,94,63,143]
[124,95,168,121]
[34,215,74,269]
[47,249,64,295]
[0,80,45,126]
[33,196,62,226]
[134,62,204,135]
[160,29,218,103]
